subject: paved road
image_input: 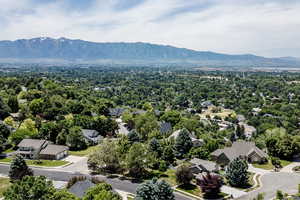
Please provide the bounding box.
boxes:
[0,164,193,200]
[237,172,300,200]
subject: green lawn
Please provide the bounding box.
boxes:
[148,169,177,186]
[0,177,10,197]
[127,196,134,200]
[69,145,98,156]
[0,157,69,167]
[176,183,202,197]
[3,148,14,153]
[252,160,292,170]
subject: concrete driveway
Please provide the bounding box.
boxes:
[280,158,300,173]
[62,156,89,174]
[237,172,300,200]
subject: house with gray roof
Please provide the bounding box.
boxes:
[159,122,172,135]
[82,129,103,145]
[17,139,68,160]
[68,179,95,198]
[109,108,126,118]
[189,158,219,174]
[211,141,267,167]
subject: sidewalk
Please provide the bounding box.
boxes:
[221,185,247,199]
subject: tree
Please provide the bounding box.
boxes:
[38,122,60,142]
[236,124,245,139]
[175,165,194,186]
[162,145,175,164]
[161,110,181,127]
[83,183,121,200]
[51,189,80,200]
[9,128,36,146]
[29,98,45,115]
[135,178,174,200]
[128,130,139,144]
[174,129,193,158]
[196,173,223,199]
[9,154,33,182]
[225,158,249,187]
[4,176,55,200]
[135,113,159,141]
[0,123,10,139]
[66,126,87,150]
[149,138,161,155]
[7,96,19,113]
[126,143,147,178]
[88,140,121,173]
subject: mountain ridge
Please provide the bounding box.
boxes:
[0,37,299,67]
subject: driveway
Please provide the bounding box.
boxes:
[62,156,89,174]
[280,158,300,173]
[237,172,300,200]
[221,185,246,198]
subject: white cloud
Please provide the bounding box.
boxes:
[0,0,299,57]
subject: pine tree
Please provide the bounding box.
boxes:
[135,178,174,200]
[225,157,249,187]
[174,128,193,158]
[128,130,139,144]
[162,145,175,164]
[149,138,161,155]
[9,154,33,182]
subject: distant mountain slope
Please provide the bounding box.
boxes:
[0,37,299,66]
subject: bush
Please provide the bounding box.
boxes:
[175,165,194,186]
[159,160,168,172]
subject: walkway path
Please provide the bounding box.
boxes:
[221,185,246,198]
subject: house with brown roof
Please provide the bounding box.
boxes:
[17,139,68,160]
[211,141,267,167]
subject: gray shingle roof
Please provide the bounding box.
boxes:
[159,122,172,134]
[82,129,103,143]
[109,108,126,117]
[211,141,267,161]
[40,144,68,155]
[17,139,48,149]
[190,158,217,172]
[68,180,95,198]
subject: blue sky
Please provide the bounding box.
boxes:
[0,0,300,57]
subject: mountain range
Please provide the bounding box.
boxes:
[0,37,299,67]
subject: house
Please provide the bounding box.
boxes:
[211,141,267,167]
[39,144,68,160]
[17,139,68,160]
[159,122,172,135]
[169,130,204,147]
[189,158,219,174]
[109,108,126,118]
[82,129,103,145]
[68,179,95,198]
[201,101,213,108]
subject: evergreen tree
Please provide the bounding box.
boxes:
[174,129,193,158]
[149,138,161,155]
[135,178,174,200]
[9,154,33,182]
[128,130,139,144]
[225,157,249,187]
[7,96,19,113]
[162,145,175,164]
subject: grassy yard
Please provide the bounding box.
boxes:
[0,177,10,197]
[176,183,202,197]
[0,157,69,167]
[252,159,292,170]
[69,145,98,156]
